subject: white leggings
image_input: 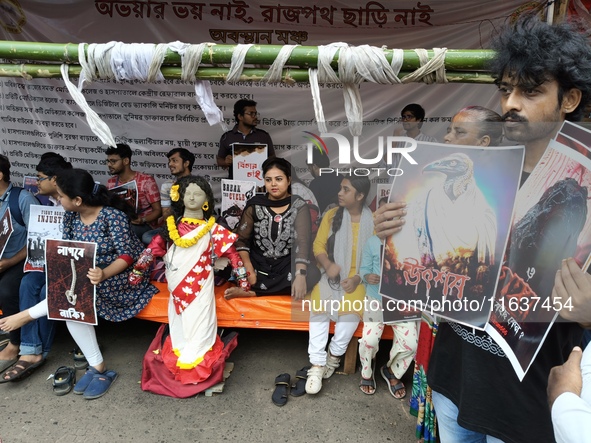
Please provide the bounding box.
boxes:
[29,299,103,367]
[308,312,359,366]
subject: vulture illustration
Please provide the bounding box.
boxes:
[415,152,497,268]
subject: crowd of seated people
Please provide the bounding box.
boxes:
[0,19,591,442]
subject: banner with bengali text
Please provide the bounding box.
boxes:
[0,0,539,201]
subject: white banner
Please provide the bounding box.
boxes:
[0,0,541,201]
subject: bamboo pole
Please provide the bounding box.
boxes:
[0,63,495,83]
[0,40,495,71]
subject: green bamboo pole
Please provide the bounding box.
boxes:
[0,41,495,71]
[0,63,495,83]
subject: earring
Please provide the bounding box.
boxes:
[202,202,209,212]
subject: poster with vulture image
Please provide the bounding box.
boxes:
[379,141,524,329]
[486,121,591,380]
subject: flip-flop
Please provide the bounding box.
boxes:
[272,373,290,406]
[380,365,406,399]
[53,366,76,396]
[0,358,45,383]
[290,366,310,397]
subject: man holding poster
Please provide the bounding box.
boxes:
[429,18,591,443]
[106,143,162,243]
[217,99,275,179]
[374,17,591,443]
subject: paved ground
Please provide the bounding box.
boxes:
[0,319,417,443]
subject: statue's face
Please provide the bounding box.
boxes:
[183,183,207,211]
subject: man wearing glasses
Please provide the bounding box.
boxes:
[217,99,275,179]
[105,143,162,243]
[393,103,438,143]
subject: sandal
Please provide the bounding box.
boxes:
[272,373,290,406]
[290,366,310,397]
[53,366,76,396]
[305,365,325,395]
[323,352,341,379]
[83,369,118,400]
[380,365,406,399]
[359,376,376,395]
[0,358,45,383]
[72,347,89,370]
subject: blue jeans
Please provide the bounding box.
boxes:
[432,390,506,443]
[19,272,55,357]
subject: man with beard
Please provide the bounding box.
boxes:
[106,143,162,243]
[374,17,591,443]
[160,147,195,219]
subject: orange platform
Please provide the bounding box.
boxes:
[136,281,394,374]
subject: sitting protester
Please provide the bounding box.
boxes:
[224,157,319,299]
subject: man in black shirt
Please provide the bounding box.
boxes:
[216,99,275,179]
[374,17,591,443]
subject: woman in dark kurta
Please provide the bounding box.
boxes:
[224,157,317,299]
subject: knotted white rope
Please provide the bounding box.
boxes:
[401,48,448,84]
[308,69,328,134]
[308,43,345,134]
[226,44,253,83]
[307,44,447,136]
[71,41,447,143]
[390,48,404,79]
[353,45,402,84]
[262,44,298,84]
[168,41,226,129]
[60,63,117,147]
[335,46,363,136]
[108,42,165,82]
[147,43,169,82]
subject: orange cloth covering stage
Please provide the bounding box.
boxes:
[137,281,393,341]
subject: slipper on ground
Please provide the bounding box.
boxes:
[272,373,290,406]
[360,374,376,395]
[290,366,310,397]
[83,369,118,400]
[53,366,76,396]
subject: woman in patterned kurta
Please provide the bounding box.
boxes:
[62,207,156,321]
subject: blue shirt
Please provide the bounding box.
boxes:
[359,234,382,300]
[0,183,38,259]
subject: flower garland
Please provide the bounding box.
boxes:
[167,215,215,248]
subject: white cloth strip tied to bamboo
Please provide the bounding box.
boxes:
[72,41,228,145]
[168,41,226,129]
[61,61,117,147]
[402,48,448,84]
[308,44,447,136]
[262,44,299,83]
[226,43,253,83]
